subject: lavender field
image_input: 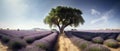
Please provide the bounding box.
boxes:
[0,29,59,51]
[0,29,120,51]
[65,30,120,51]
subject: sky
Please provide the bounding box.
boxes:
[0,0,120,30]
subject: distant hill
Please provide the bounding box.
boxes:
[32,28,49,31]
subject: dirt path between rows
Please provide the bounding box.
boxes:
[57,34,80,51]
[0,41,8,51]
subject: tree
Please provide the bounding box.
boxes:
[44,6,85,34]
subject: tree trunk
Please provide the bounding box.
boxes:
[59,27,64,34]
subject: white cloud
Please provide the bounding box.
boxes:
[91,9,114,24]
[0,0,50,29]
[3,0,28,19]
[91,9,100,15]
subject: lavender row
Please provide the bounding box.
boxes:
[19,46,46,51]
[71,31,119,41]
[0,30,52,38]
[65,32,110,51]
[0,30,37,37]
[24,31,53,44]
[32,32,58,51]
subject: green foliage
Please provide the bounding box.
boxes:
[17,29,20,31]
[44,6,85,33]
[78,41,91,50]
[20,46,45,51]
[37,43,48,50]
[84,44,110,51]
[104,39,119,48]
[8,38,27,50]
[1,36,10,43]
[51,29,57,32]
[51,29,57,31]
[26,38,34,44]
[92,37,104,44]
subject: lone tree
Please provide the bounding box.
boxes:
[44,6,85,34]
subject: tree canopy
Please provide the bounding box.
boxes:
[44,6,85,33]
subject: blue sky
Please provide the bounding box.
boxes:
[0,0,120,30]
